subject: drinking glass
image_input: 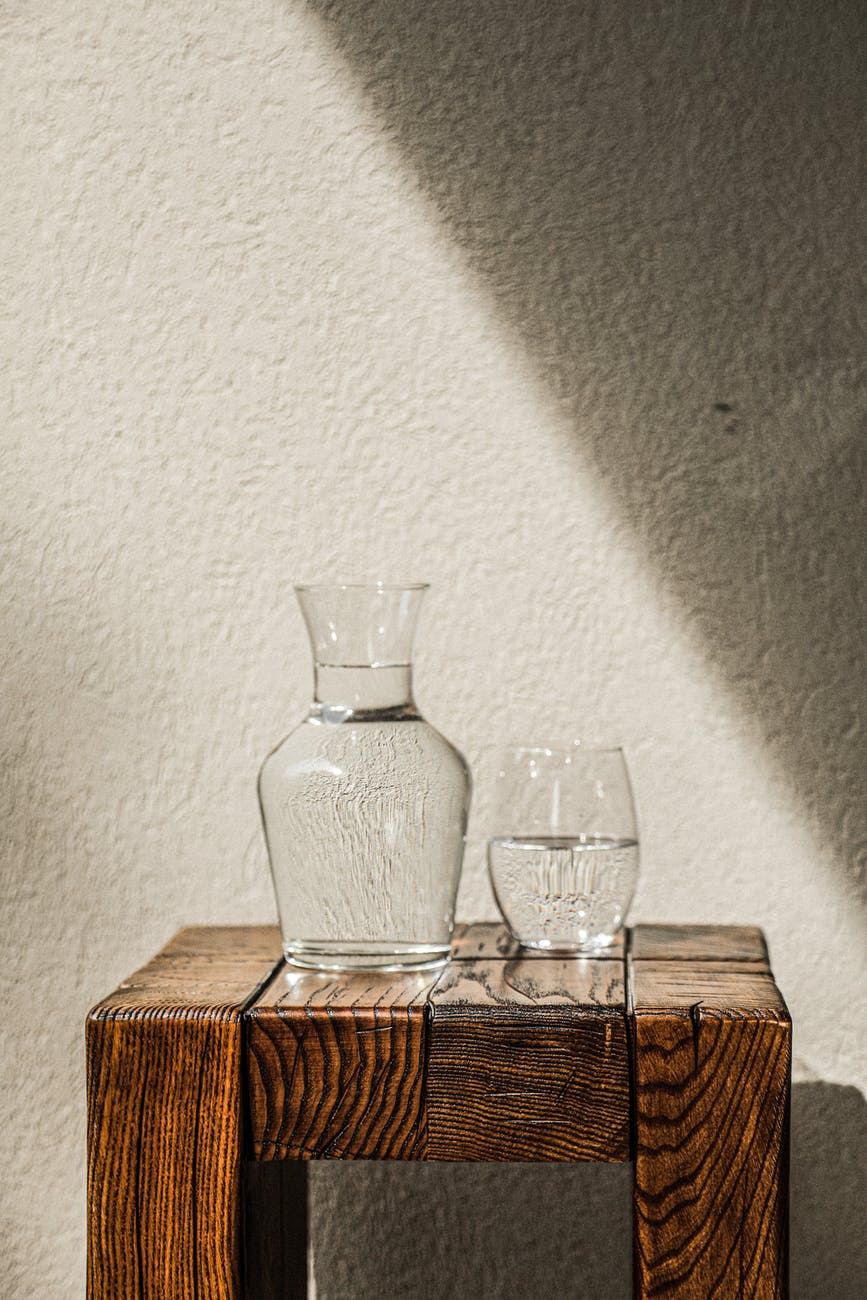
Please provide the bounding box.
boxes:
[487,744,639,953]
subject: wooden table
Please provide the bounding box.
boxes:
[87,922,790,1298]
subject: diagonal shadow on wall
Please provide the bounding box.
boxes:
[304,0,866,898]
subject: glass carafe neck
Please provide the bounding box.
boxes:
[312,662,417,719]
[297,583,427,722]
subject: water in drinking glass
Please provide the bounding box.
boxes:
[489,834,638,952]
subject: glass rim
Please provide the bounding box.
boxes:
[294,581,430,593]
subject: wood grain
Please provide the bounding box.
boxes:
[86,926,282,1300]
[88,920,791,1297]
[450,921,625,961]
[631,923,770,965]
[629,958,790,1297]
[630,960,783,1011]
[426,957,630,1161]
[247,968,437,1161]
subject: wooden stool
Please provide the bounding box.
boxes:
[87,922,790,1297]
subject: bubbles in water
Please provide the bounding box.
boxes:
[488,835,639,951]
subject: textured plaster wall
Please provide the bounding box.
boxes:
[1,1,864,1296]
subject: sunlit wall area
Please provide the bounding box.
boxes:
[1,2,864,1296]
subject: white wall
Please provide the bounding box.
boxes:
[2,2,864,1296]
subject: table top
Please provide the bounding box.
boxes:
[91,921,788,1165]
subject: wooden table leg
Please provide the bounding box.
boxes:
[86,927,282,1299]
[629,954,791,1297]
[244,1162,309,1300]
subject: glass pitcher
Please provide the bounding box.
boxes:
[259,583,471,970]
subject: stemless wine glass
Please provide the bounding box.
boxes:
[487,744,639,953]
